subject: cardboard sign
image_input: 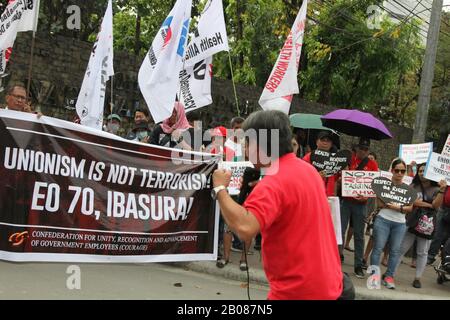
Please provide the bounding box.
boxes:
[371,177,417,206]
[219,161,254,195]
[328,197,342,245]
[424,152,450,185]
[399,142,433,165]
[310,149,351,177]
[342,170,379,197]
[442,134,450,157]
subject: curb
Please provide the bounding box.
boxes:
[171,261,450,300]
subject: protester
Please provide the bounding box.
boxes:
[104,113,122,135]
[212,110,352,300]
[208,126,235,160]
[150,102,192,149]
[225,117,245,162]
[362,151,380,269]
[303,130,339,197]
[4,84,42,117]
[370,158,414,289]
[340,137,379,278]
[394,163,446,288]
[428,185,450,265]
[212,123,250,270]
[126,108,152,141]
[292,128,309,158]
[225,117,251,254]
[185,111,204,151]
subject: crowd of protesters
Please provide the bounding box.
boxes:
[2,82,449,299]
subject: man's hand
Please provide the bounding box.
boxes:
[319,170,326,178]
[438,179,447,191]
[213,169,231,188]
[354,195,368,202]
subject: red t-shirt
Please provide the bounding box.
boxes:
[444,187,450,208]
[244,153,343,300]
[303,152,337,197]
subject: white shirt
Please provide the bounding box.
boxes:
[378,208,406,224]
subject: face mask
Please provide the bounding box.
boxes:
[107,123,120,134]
[137,131,148,141]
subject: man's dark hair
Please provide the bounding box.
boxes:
[186,111,201,123]
[242,110,293,158]
[135,107,149,118]
[6,84,26,96]
[230,116,245,128]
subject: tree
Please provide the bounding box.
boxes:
[300,0,424,123]
[427,11,450,149]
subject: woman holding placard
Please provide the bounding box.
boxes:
[394,163,446,289]
[370,158,414,290]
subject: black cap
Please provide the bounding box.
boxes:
[317,130,332,140]
[358,137,371,148]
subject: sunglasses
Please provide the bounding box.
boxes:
[393,169,406,174]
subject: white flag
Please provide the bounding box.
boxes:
[18,0,40,32]
[184,0,229,67]
[76,0,114,130]
[139,0,192,124]
[179,0,229,113]
[179,57,213,113]
[258,0,308,114]
[0,0,40,75]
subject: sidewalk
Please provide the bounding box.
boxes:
[175,245,450,300]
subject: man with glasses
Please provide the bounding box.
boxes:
[5,85,29,112]
[339,137,378,278]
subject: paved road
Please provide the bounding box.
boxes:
[0,261,269,300]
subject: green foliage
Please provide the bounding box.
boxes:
[26,0,447,131]
[427,11,450,146]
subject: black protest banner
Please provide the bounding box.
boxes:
[371,177,417,206]
[0,110,220,263]
[310,149,351,177]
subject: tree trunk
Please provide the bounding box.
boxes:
[236,0,244,68]
[134,14,142,55]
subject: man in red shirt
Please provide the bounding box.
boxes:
[339,137,378,278]
[212,110,353,300]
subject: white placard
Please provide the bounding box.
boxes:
[328,197,342,245]
[218,161,254,195]
[342,170,379,197]
[424,152,450,185]
[442,134,450,157]
[399,142,433,165]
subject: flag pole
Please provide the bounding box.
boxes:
[110,74,114,114]
[26,33,36,103]
[228,52,240,117]
[26,0,40,108]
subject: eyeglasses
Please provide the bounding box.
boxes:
[394,169,406,174]
[10,94,28,102]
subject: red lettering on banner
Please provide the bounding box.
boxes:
[265,33,294,93]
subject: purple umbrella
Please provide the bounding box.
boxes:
[321,109,393,140]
